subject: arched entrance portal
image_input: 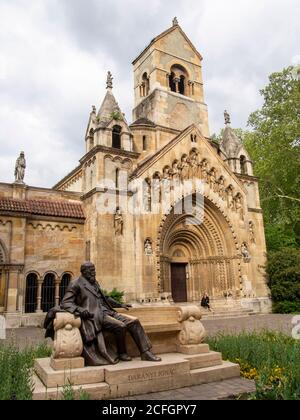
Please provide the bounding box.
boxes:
[159,196,240,303]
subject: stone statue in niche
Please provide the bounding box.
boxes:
[14,151,26,183]
[235,195,244,220]
[144,239,153,256]
[241,242,251,261]
[143,179,151,212]
[218,177,226,200]
[153,175,161,203]
[114,208,123,236]
[171,161,180,184]
[209,169,217,192]
[189,152,198,179]
[162,167,171,203]
[227,187,234,210]
[180,156,189,181]
[249,221,256,243]
[201,160,209,182]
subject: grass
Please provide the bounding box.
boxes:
[207,331,300,400]
[0,343,51,400]
[1,330,300,400]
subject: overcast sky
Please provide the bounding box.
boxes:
[0,0,299,187]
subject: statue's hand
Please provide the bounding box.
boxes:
[80,310,93,320]
[122,304,132,311]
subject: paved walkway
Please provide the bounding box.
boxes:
[118,378,256,400]
[1,314,295,349]
[202,314,294,337]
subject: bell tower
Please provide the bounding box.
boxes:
[132,18,210,137]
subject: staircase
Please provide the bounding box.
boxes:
[201,298,254,320]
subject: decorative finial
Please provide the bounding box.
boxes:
[92,105,96,114]
[224,110,231,126]
[106,71,113,89]
[173,17,178,26]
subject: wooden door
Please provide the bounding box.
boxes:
[171,263,187,303]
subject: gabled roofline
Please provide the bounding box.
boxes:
[132,24,203,65]
[130,125,247,194]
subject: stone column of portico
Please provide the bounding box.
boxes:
[174,77,180,93]
[55,277,60,306]
[36,277,43,313]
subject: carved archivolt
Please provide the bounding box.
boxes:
[143,146,246,218]
[156,194,241,297]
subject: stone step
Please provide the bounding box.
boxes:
[202,312,251,320]
[32,373,110,401]
[35,358,105,388]
[184,351,223,370]
[33,353,241,400]
[190,361,240,386]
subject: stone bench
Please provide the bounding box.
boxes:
[116,306,207,356]
[50,306,207,368]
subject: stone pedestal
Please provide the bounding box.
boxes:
[33,306,240,400]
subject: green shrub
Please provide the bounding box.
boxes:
[102,288,124,304]
[0,344,51,400]
[207,331,300,400]
[272,301,300,314]
[267,248,300,313]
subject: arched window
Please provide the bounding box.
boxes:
[0,246,4,264]
[179,75,185,95]
[25,273,38,314]
[41,273,56,313]
[112,125,122,149]
[143,135,147,151]
[116,168,120,189]
[59,273,71,304]
[169,72,176,93]
[240,155,247,175]
[142,72,150,97]
[169,65,188,96]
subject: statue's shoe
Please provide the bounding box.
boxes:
[141,351,162,362]
[118,353,132,362]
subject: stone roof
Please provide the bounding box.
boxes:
[130,118,156,127]
[0,198,85,219]
[132,23,202,65]
[220,126,242,158]
[130,125,194,178]
[97,89,123,128]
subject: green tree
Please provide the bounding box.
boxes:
[244,67,300,248]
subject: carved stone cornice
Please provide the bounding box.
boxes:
[80,145,140,166]
[0,264,24,272]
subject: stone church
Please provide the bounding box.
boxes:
[0,19,271,327]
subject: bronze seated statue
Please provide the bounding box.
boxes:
[44,262,161,366]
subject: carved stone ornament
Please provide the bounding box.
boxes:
[177,306,207,345]
[52,313,83,359]
[144,238,153,256]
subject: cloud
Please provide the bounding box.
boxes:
[0,0,299,187]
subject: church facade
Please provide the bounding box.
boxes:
[0,20,271,327]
